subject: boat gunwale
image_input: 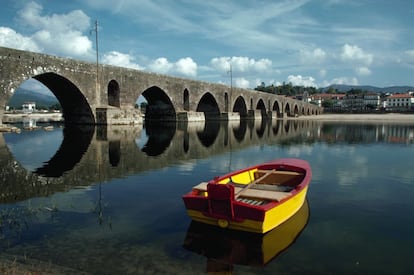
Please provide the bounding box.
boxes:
[195,158,311,209]
[182,158,312,232]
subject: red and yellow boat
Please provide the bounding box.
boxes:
[182,158,312,234]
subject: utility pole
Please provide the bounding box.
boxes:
[91,20,100,105]
[227,61,233,113]
[229,62,233,94]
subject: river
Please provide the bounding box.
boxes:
[0,119,413,274]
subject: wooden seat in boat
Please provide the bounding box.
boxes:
[192,182,291,202]
[253,170,304,186]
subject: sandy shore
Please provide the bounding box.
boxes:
[294,113,414,122]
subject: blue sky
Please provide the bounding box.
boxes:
[1,0,414,90]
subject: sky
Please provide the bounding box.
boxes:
[1,0,414,91]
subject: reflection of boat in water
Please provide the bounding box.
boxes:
[183,199,310,271]
[182,158,312,233]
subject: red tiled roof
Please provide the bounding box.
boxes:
[387,94,413,99]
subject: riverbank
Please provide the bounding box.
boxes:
[293,113,414,123]
[2,112,63,123]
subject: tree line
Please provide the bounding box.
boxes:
[254,82,318,96]
[254,82,374,96]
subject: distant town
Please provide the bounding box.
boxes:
[255,84,414,113]
[2,101,63,131]
[297,91,414,112]
[5,101,61,114]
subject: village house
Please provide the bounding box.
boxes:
[305,93,346,109]
[385,93,414,111]
[22,102,36,113]
[363,93,381,109]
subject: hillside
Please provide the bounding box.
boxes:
[8,87,59,109]
[324,84,414,93]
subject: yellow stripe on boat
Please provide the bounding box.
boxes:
[261,186,308,233]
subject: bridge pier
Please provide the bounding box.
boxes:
[96,107,143,125]
[221,112,240,121]
[248,110,265,121]
[268,111,277,120]
[177,111,244,122]
[177,111,205,122]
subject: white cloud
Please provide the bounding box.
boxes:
[254,78,283,88]
[175,57,197,77]
[0,27,40,51]
[319,69,327,77]
[300,48,326,63]
[210,56,272,74]
[9,1,94,58]
[33,30,92,57]
[340,44,373,65]
[322,77,359,86]
[148,57,173,74]
[147,57,198,77]
[287,75,317,87]
[234,78,250,88]
[355,66,371,76]
[102,51,143,70]
[18,2,90,33]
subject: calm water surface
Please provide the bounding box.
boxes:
[1,119,414,274]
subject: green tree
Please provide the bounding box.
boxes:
[326,87,338,94]
[322,99,334,108]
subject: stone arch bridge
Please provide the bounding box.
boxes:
[0,46,322,125]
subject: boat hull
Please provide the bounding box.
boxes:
[183,158,312,234]
[186,185,308,233]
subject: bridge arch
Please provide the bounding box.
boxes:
[33,72,95,124]
[183,88,190,111]
[272,101,281,117]
[142,86,176,121]
[285,102,291,117]
[256,98,266,117]
[233,96,248,118]
[108,80,120,107]
[294,104,299,116]
[196,92,220,120]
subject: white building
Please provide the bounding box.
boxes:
[385,94,414,111]
[363,93,381,109]
[22,102,36,113]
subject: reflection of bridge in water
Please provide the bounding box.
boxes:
[0,119,318,203]
[1,120,413,203]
